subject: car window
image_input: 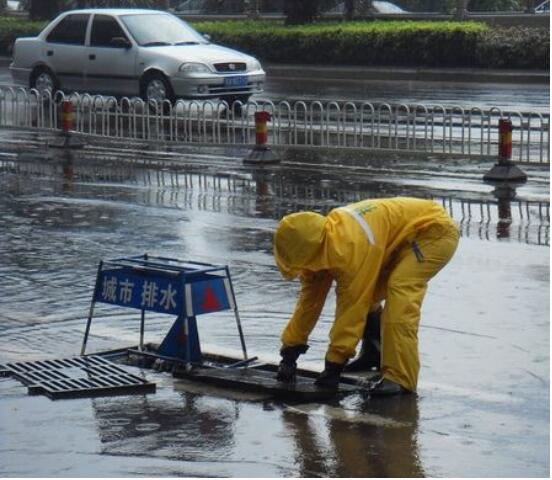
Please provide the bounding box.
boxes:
[91,14,128,47]
[120,13,207,47]
[46,14,89,45]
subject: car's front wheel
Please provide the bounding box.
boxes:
[30,67,59,97]
[140,72,175,114]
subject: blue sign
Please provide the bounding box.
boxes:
[95,268,182,315]
[94,267,232,317]
[82,255,244,364]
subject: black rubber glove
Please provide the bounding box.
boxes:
[276,344,309,383]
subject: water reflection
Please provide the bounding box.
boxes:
[490,183,523,241]
[284,395,424,477]
[91,389,236,461]
[61,150,75,193]
[88,381,423,476]
[2,151,547,246]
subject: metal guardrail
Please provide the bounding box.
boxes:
[0,86,549,163]
[1,154,549,246]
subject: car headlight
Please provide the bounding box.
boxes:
[247,59,261,72]
[179,62,211,74]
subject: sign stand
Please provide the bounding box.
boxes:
[157,314,201,365]
[80,254,247,369]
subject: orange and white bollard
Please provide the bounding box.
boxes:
[244,110,279,165]
[50,99,85,149]
[483,117,526,183]
[498,118,513,161]
[255,111,271,147]
[61,100,75,134]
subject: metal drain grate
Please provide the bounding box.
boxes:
[0,355,156,400]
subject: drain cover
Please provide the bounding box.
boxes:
[0,355,155,400]
[176,366,361,402]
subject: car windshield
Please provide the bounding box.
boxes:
[120,13,208,47]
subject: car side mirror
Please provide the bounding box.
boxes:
[110,37,131,49]
[203,33,211,42]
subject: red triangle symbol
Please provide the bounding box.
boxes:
[203,285,220,311]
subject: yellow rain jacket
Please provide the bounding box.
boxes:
[274,197,459,391]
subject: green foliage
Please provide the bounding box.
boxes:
[0,16,46,54]
[194,19,491,66]
[0,16,547,70]
[192,19,547,69]
[476,26,549,68]
[194,19,489,35]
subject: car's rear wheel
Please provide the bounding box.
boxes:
[141,72,175,114]
[30,67,59,97]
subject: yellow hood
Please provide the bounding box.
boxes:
[274,211,329,280]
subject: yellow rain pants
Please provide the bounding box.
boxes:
[274,197,459,392]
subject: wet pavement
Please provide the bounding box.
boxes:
[263,75,551,114]
[0,131,549,477]
[1,62,550,114]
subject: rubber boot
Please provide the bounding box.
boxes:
[276,344,309,382]
[314,360,345,390]
[368,375,409,396]
[345,307,382,372]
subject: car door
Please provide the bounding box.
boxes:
[44,13,90,92]
[86,14,138,96]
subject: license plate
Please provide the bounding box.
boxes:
[224,75,248,87]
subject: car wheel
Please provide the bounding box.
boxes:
[141,72,175,114]
[30,67,59,97]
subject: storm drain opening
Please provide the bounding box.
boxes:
[0,355,156,400]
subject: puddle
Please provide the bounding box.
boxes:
[0,149,549,477]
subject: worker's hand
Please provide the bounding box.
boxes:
[275,344,309,382]
[276,360,296,383]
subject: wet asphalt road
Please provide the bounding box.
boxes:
[0,131,549,476]
[262,74,550,113]
[0,63,549,113]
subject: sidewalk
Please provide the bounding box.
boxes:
[1,55,547,85]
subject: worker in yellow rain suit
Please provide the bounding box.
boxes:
[273,197,459,395]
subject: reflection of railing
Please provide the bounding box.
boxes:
[0,87,549,163]
[437,195,550,246]
[1,154,548,246]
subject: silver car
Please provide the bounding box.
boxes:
[10,9,265,105]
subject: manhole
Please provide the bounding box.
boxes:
[0,355,156,400]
